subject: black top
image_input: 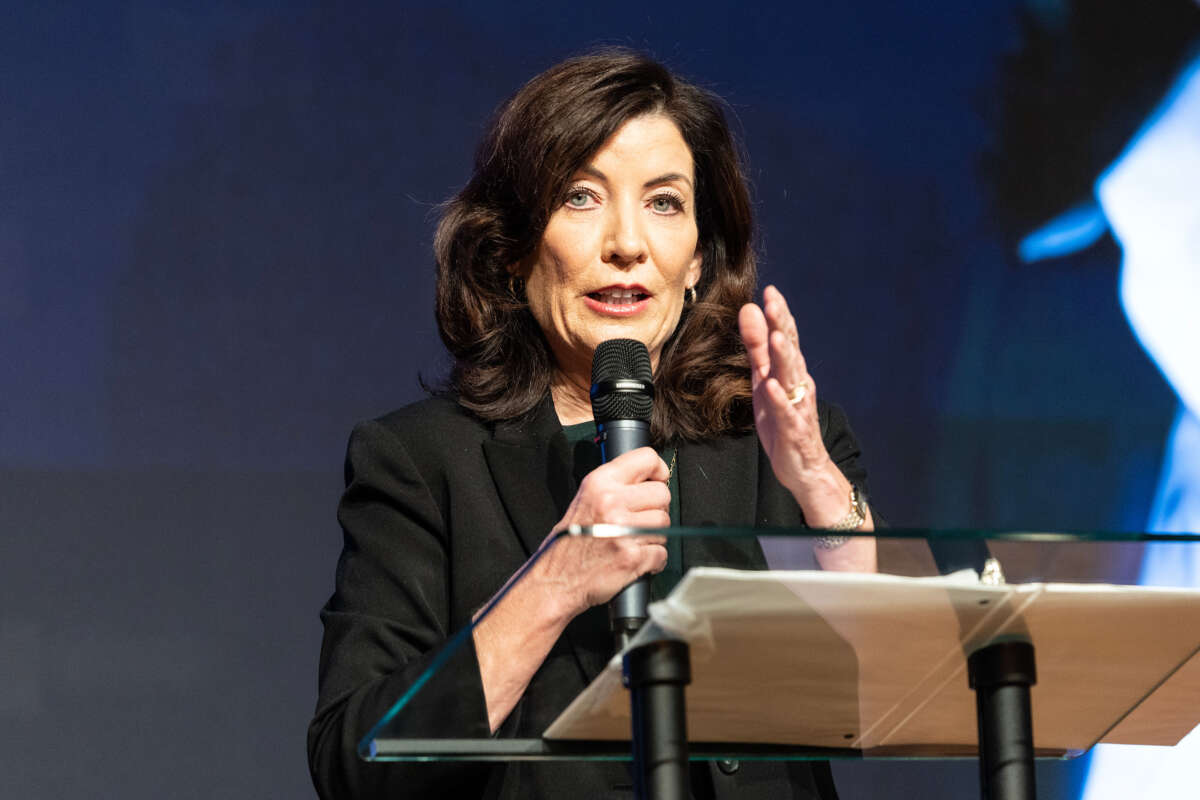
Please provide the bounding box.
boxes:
[308,393,867,799]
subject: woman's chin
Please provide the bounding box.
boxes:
[582,325,652,353]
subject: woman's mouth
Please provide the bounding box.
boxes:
[585,286,651,316]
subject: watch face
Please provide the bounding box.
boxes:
[851,486,866,516]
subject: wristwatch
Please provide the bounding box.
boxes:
[813,484,867,550]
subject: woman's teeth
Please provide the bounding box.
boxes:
[590,289,645,304]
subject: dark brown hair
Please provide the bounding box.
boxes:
[434,49,756,441]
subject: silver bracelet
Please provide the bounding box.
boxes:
[812,534,852,550]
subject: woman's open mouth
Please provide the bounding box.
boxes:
[585,286,651,315]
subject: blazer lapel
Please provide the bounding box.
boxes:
[480,397,611,685]
[481,396,573,557]
[480,400,774,685]
[677,432,769,570]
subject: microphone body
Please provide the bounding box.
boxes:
[595,418,650,464]
[590,339,656,653]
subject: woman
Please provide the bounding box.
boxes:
[308,49,876,799]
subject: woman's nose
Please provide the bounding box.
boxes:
[602,202,648,267]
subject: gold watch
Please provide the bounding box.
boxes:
[813,485,867,550]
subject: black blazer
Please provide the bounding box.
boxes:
[308,394,868,799]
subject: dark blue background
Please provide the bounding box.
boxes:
[0,2,1178,797]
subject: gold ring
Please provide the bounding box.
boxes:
[786,383,807,405]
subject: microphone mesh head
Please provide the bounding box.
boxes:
[590,339,653,423]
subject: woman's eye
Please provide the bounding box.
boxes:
[651,195,682,213]
[565,190,592,208]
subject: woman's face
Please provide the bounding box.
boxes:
[522,114,703,382]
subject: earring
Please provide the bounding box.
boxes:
[508,274,525,299]
[685,285,698,304]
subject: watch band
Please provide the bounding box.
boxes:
[813,485,867,549]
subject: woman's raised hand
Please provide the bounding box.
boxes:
[538,447,670,617]
[738,285,875,546]
[738,285,834,497]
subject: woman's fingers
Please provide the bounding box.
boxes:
[768,330,797,393]
[744,286,830,473]
[744,287,812,393]
[748,286,813,411]
[542,534,670,613]
[639,541,669,574]
[763,285,799,345]
[545,445,677,613]
[625,508,672,529]
[738,303,772,384]
[612,536,669,576]
[769,333,814,405]
[764,376,800,420]
[603,446,670,484]
[621,481,671,513]
[562,446,671,532]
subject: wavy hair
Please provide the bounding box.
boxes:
[434,49,756,442]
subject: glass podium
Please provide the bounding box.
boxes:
[356,528,1200,798]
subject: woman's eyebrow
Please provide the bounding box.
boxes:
[579,164,607,181]
[576,165,694,190]
[643,172,692,189]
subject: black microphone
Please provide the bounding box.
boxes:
[590,338,655,653]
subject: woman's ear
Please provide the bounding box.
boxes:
[686,251,703,291]
[505,259,533,299]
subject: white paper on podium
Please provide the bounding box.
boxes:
[543,568,1200,756]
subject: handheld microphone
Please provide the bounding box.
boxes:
[590,338,655,652]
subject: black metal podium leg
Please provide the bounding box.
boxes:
[968,640,1038,800]
[623,639,691,800]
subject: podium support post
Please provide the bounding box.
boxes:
[623,639,692,800]
[969,640,1038,800]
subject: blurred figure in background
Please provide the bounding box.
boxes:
[987,2,1200,796]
